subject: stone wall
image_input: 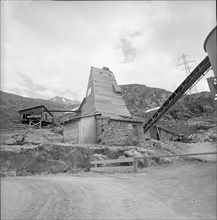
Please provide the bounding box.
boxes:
[95,116,145,146]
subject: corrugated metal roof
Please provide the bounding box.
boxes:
[81,67,132,119]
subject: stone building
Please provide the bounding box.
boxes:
[62,66,145,145]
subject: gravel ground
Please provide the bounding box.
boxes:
[1,160,216,220]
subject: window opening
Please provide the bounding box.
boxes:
[86,86,92,97]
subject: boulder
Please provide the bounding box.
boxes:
[188,121,215,131]
[51,127,63,135]
[3,137,17,145]
[91,154,108,161]
[124,149,143,157]
[162,157,172,163]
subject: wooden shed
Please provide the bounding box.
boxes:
[63,114,98,144]
[18,105,54,128]
[146,125,180,141]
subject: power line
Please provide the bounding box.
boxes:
[177,54,198,94]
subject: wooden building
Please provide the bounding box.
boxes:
[62,66,145,145]
[62,66,181,145]
[146,125,180,141]
[18,105,54,128]
[80,66,131,119]
[63,114,99,144]
[63,113,145,145]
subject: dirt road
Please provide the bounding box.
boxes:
[1,161,216,220]
[186,142,217,162]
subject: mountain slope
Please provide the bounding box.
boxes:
[120,84,215,135]
[120,84,172,117]
[0,91,80,128]
[0,86,214,137]
[49,96,80,105]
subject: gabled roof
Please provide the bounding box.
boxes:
[81,66,131,119]
[18,105,54,117]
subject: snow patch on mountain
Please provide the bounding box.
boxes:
[49,96,80,106]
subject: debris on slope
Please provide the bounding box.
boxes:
[1,127,214,177]
[91,154,108,161]
[0,128,63,146]
[0,138,188,177]
[188,128,216,143]
[1,144,93,176]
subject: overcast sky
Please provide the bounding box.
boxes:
[1,1,216,101]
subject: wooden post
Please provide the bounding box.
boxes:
[156,126,161,140]
[133,158,138,173]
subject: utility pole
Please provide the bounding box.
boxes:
[177,54,198,94]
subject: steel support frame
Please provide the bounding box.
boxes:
[143,56,211,133]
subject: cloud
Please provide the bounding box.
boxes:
[16,73,82,100]
[18,73,46,91]
[17,73,50,98]
[119,38,137,63]
[1,1,215,102]
[130,32,142,37]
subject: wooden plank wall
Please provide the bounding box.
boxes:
[79,116,96,144]
[82,71,96,116]
[81,67,131,119]
[93,69,131,118]
[63,120,79,143]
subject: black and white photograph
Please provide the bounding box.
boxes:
[1,0,216,219]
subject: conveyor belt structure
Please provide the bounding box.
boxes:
[143,56,211,133]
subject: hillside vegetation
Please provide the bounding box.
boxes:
[0,91,79,129]
[121,84,215,137]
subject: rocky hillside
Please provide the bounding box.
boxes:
[0,91,80,129]
[120,84,172,117]
[121,84,215,136]
[1,85,215,138]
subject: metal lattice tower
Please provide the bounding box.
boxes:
[177,54,198,94]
